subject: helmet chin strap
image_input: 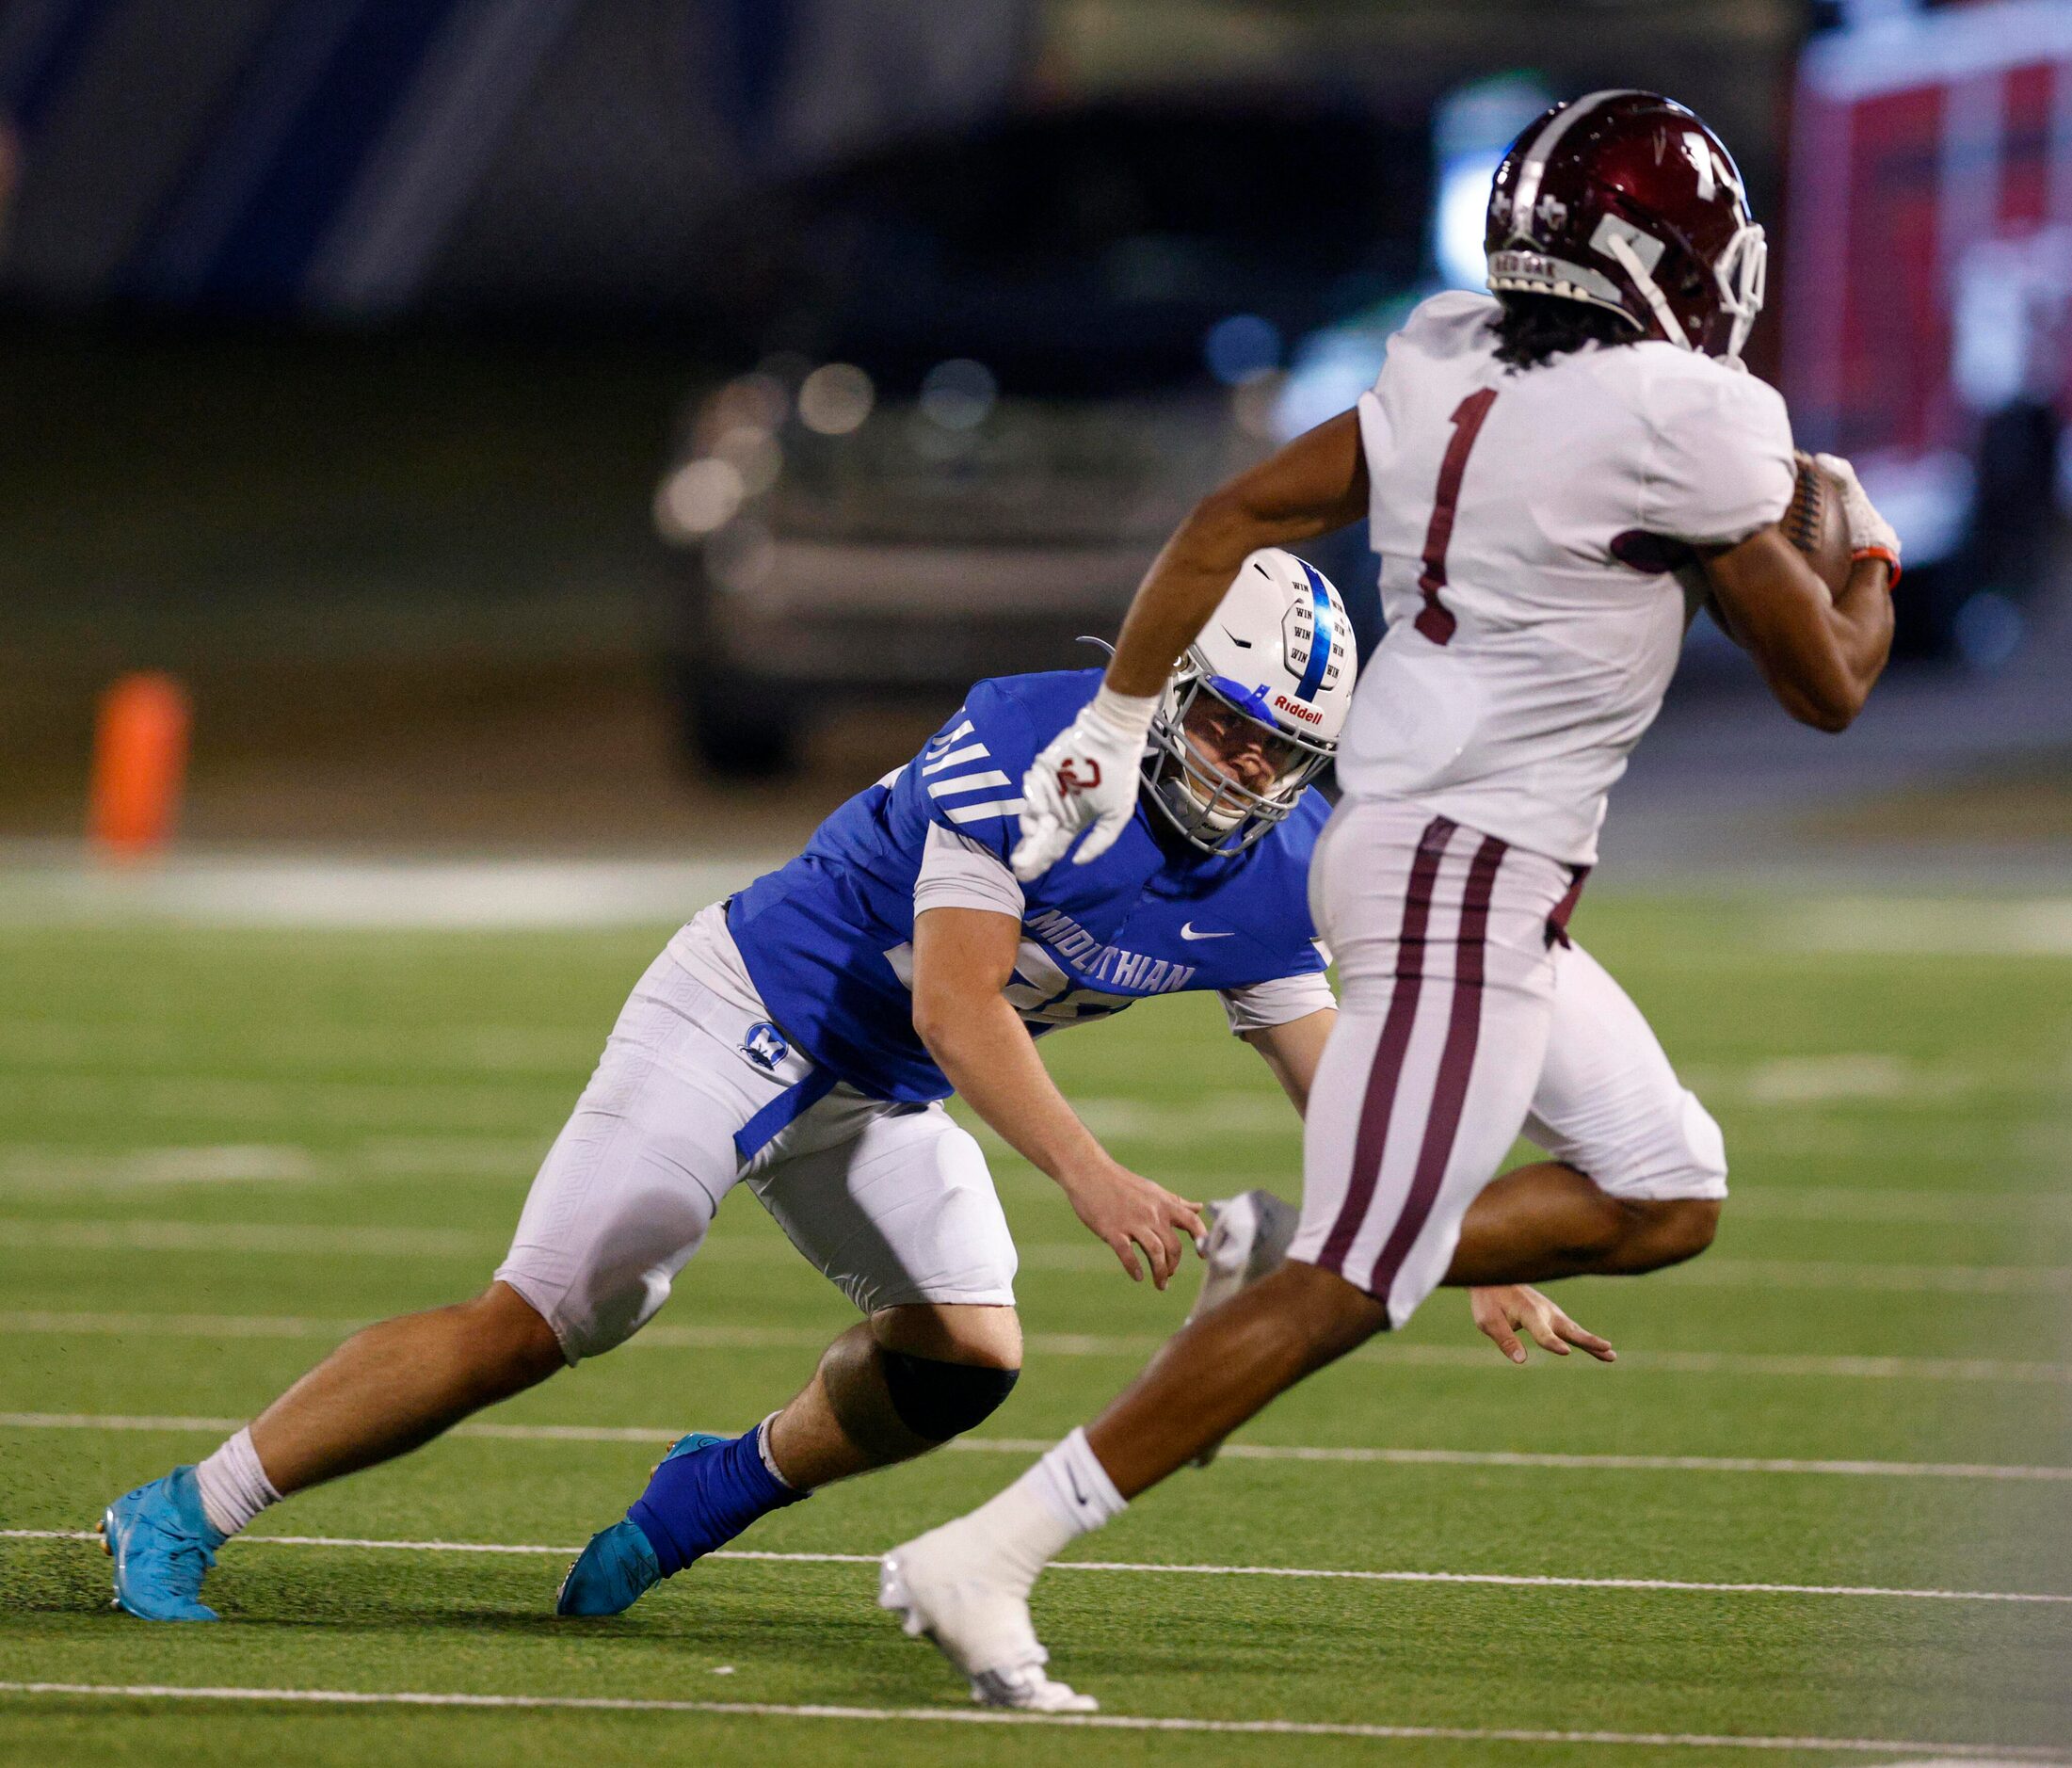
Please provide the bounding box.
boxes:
[1600,230,1692,351]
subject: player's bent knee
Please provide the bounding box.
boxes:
[880,1351,1021,1441]
[474,1283,565,1369]
[1611,1197,1721,1273]
[1653,1197,1721,1262]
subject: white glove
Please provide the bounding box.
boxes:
[1009,685,1159,880]
[1813,452,1901,579]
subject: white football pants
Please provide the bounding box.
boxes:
[495,923,1018,1364]
[1288,796,1726,1327]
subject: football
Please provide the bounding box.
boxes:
[1783,448,1855,601]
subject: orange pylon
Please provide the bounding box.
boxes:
[88,672,191,860]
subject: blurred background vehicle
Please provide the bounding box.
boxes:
[653,95,1428,771]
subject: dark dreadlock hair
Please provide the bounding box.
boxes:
[1489,292,1640,371]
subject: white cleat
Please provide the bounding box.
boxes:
[1187,1188,1298,1467]
[879,1523,1097,1713]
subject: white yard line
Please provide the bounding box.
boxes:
[5,1529,2066,1607]
[4,1142,2062,1227]
[1667,1261,2072,1295]
[7,1411,2068,1483]
[1785,897,2072,958]
[0,1022,596,1077]
[8,1310,2072,1387]
[0,1073,561,1134]
[9,1215,2071,1294]
[0,853,764,929]
[1724,1187,2071,1227]
[0,1681,2062,1759]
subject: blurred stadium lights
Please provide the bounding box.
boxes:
[1202,313,1282,385]
[655,458,748,542]
[918,360,1000,430]
[1953,587,2028,671]
[699,374,791,445]
[797,363,876,436]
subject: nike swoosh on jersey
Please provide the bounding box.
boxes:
[1179,923,1235,940]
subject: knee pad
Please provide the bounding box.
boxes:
[880,1351,1020,1441]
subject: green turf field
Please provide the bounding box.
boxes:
[2,893,2069,1765]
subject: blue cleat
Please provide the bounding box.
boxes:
[555,1518,662,1617]
[555,1432,724,1617]
[100,1466,225,1622]
[557,1426,807,1617]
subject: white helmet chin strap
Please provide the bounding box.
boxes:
[1599,229,1692,351]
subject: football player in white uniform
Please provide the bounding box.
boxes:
[883,90,1902,1712]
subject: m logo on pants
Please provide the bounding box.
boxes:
[743,1022,790,1071]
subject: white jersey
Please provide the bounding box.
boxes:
[1340,290,1794,865]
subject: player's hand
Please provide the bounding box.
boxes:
[1812,452,1901,582]
[1470,1284,1615,1366]
[1010,687,1159,881]
[1060,1160,1205,1290]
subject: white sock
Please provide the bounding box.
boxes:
[194,1427,281,1540]
[1029,1427,1127,1534]
[957,1429,1126,1583]
[754,1413,798,1490]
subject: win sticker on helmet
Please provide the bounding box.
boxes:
[1143,549,1357,855]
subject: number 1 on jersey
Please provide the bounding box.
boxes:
[1415,388,1498,646]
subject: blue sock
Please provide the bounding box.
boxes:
[627,1425,808,1576]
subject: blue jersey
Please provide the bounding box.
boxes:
[726,668,1330,1102]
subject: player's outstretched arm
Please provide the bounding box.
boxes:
[1702,456,1899,732]
[911,908,1204,1287]
[1009,412,1369,880]
[1105,410,1371,698]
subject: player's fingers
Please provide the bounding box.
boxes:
[1011,815,1066,881]
[1071,812,1126,866]
[1555,1312,1617,1361]
[1109,1233,1144,1283]
[1157,1221,1183,1285]
[1470,1305,1527,1364]
[1511,1301,1567,1355]
[1137,1223,1175,1290]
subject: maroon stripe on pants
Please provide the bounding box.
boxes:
[1363,833,1508,1308]
[1313,815,1455,1278]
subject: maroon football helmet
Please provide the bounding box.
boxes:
[1485,90,1766,360]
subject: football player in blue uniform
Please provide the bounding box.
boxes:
[98,550,1580,1625]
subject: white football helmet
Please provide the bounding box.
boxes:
[1141,548,1357,855]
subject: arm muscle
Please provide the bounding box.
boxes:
[1105,411,1369,697]
[1701,528,1893,731]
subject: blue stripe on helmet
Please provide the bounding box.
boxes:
[1293,562,1333,701]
